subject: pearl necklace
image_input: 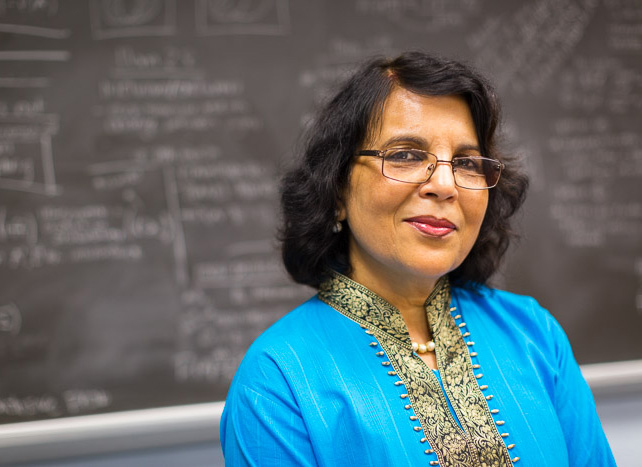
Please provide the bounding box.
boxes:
[411,339,435,354]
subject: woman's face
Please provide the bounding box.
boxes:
[340,88,489,292]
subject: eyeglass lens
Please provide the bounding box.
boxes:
[381,149,501,189]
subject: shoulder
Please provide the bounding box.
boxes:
[454,283,544,311]
[247,295,349,355]
[223,294,369,427]
[453,283,573,365]
[454,283,562,335]
[231,295,356,382]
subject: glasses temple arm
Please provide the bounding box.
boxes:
[358,150,382,157]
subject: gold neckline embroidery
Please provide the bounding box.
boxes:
[318,271,512,467]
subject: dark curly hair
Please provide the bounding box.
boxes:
[280,51,528,289]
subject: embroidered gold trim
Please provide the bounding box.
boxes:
[319,271,512,467]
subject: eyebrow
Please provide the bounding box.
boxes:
[380,135,482,153]
[380,135,428,148]
[455,143,482,153]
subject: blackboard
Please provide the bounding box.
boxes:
[0,0,640,424]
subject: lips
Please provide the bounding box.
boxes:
[404,216,457,237]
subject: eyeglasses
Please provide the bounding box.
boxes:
[358,148,504,190]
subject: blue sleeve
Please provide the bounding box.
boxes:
[546,309,616,467]
[220,351,318,467]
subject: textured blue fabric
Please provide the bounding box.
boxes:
[221,285,615,466]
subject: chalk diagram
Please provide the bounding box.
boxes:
[86,155,282,291]
[0,115,61,196]
[0,15,69,197]
[195,0,290,35]
[90,0,176,39]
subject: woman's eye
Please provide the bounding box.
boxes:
[385,150,425,162]
[454,157,482,170]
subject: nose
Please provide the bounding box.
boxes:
[419,160,458,199]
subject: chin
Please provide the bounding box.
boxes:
[402,253,464,278]
[401,263,458,283]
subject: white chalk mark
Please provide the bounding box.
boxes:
[110,68,205,80]
[0,78,50,88]
[195,0,290,36]
[0,115,58,125]
[0,51,71,61]
[88,159,159,175]
[0,178,62,196]
[227,239,274,257]
[163,166,189,287]
[98,0,165,27]
[0,24,71,39]
[0,303,21,335]
[0,116,59,149]
[90,0,177,40]
[40,134,57,195]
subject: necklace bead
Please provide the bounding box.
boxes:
[411,339,435,353]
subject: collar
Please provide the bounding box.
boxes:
[318,270,450,347]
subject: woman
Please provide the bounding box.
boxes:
[221,52,615,466]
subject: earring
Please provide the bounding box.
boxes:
[332,208,343,233]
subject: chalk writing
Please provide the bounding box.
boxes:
[548,129,641,180]
[194,258,283,288]
[92,170,144,190]
[604,0,642,51]
[546,116,641,247]
[68,244,143,262]
[0,244,62,268]
[63,389,112,415]
[114,45,196,70]
[550,202,642,247]
[0,389,111,418]
[0,0,59,16]
[558,57,642,113]
[229,284,310,307]
[99,79,242,100]
[0,395,60,417]
[174,349,242,382]
[468,0,597,94]
[181,203,275,227]
[195,0,290,36]
[98,73,257,138]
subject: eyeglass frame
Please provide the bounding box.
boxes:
[357,148,505,190]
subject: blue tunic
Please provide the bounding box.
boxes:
[221,277,615,466]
